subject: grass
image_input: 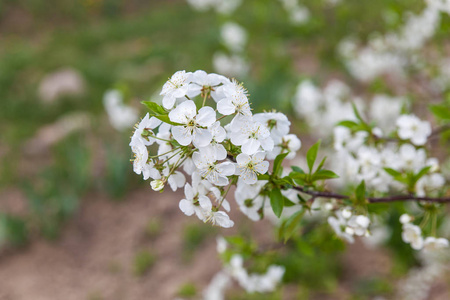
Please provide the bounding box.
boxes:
[177,282,197,298]
[132,249,156,276]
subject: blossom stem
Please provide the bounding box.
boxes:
[160,149,183,165]
[217,112,236,122]
[149,147,182,159]
[202,93,207,107]
[218,182,234,209]
[150,135,173,143]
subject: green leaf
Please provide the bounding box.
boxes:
[289,172,307,185]
[352,103,365,124]
[273,152,289,176]
[316,156,327,172]
[311,169,339,181]
[270,188,284,218]
[284,196,296,207]
[291,166,305,174]
[383,167,408,184]
[429,104,450,120]
[383,167,402,178]
[281,176,295,186]
[153,115,184,126]
[336,120,359,129]
[141,101,167,115]
[412,166,432,185]
[306,140,321,172]
[257,174,270,180]
[355,180,366,204]
[278,210,304,243]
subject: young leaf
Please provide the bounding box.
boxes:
[311,169,339,181]
[279,210,304,243]
[291,166,305,174]
[284,196,296,207]
[336,120,359,129]
[306,140,321,172]
[153,115,184,126]
[355,180,366,204]
[141,101,168,115]
[316,156,327,172]
[429,104,450,120]
[411,166,432,186]
[273,152,289,176]
[383,167,402,178]
[270,188,284,218]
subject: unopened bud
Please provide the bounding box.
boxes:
[151,179,164,191]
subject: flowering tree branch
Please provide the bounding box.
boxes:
[292,185,450,204]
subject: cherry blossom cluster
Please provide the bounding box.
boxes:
[400,214,449,251]
[331,116,444,195]
[327,207,371,243]
[202,237,285,299]
[130,70,301,228]
[338,0,450,82]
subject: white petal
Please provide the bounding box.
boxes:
[217,99,236,115]
[184,184,194,200]
[217,162,236,176]
[254,161,269,174]
[162,95,176,109]
[193,128,213,148]
[215,144,228,160]
[236,153,251,166]
[215,176,229,186]
[199,195,212,211]
[197,107,216,127]
[242,171,257,184]
[260,137,274,152]
[172,126,192,146]
[242,139,261,155]
[179,199,194,216]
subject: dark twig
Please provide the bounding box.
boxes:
[292,186,450,204]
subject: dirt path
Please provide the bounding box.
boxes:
[0,189,223,300]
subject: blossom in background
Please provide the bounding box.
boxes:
[220,22,247,53]
[423,237,449,252]
[396,114,432,146]
[402,223,424,250]
[103,90,138,131]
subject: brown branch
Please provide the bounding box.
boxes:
[292,186,450,204]
[429,123,450,139]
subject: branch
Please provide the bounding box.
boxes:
[292,186,450,204]
[429,123,450,139]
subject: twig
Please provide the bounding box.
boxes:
[292,186,450,204]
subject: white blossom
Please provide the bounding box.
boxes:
[193,148,235,186]
[236,152,269,184]
[160,70,192,109]
[169,100,216,147]
[396,114,431,146]
[402,223,424,250]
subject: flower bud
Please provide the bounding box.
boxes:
[151,179,164,191]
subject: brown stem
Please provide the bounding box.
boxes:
[292,186,450,204]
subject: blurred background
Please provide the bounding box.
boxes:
[0,0,449,299]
